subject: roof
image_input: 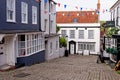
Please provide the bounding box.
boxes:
[0,30,42,34]
[110,0,120,11]
[56,11,99,23]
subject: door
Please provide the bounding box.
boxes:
[0,44,6,66]
[70,44,74,54]
[83,43,89,55]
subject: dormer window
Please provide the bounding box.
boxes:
[73,18,78,23]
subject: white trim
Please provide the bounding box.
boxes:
[32,6,37,24]
[6,0,16,22]
[18,33,45,57]
[21,2,28,24]
[57,23,100,27]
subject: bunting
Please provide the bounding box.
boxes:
[57,3,109,14]
[44,0,48,4]
[64,5,67,8]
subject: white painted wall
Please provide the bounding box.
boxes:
[58,23,100,55]
[110,1,120,27]
[5,35,16,66]
[41,0,56,34]
[59,47,65,57]
[45,36,60,60]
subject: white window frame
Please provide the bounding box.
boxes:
[70,30,75,39]
[32,6,37,24]
[88,30,94,39]
[21,2,28,24]
[79,30,84,39]
[78,43,84,51]
[6,0,16,22]
[18,33,45,57]
[61,30,67,37]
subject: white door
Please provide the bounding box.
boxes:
[83,44,89,55]
[0,44,6,66]
[70,44,74,54]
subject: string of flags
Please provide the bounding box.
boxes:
[57,2,109,14]
[42,0,109,15]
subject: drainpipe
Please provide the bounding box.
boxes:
[39,0,41,31]
[49,0,50,35]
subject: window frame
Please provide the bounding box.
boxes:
[88,30,94,39]
[79,30,84,39]
[18,33,45,57]
[6,0,16,22]
[21,2,28,24]
[61,30,67,37]
[70,30,75,39]
[32,6,37,24]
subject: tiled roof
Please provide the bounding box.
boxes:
[56,11,99,23]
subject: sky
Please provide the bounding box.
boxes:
[54,0,118,21]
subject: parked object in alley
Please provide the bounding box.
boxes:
[65,49,69,57]
[114,60,120,71]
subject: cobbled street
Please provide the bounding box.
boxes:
[0,55,120,80]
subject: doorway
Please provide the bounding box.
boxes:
[69,41,76,54]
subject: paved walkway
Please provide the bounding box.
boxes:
[0,55,120,80]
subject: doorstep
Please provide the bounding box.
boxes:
[0,64,15,71]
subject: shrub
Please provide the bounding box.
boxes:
[111,48,118,55]
[59,37,67,47]
[106,47,111,53]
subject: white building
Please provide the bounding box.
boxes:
[110,0,120,62]
[41,0,60,60]
[57,23,100,55]
[110,0,120,27]
[56,0,100,55]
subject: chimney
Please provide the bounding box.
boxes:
[97,0,100,11]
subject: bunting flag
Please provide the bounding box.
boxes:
[44,0,48,4]
[64,5,67,8]
[58,3,60,7]
[103,9,105,13]
[44,11,47,14]
[75,6,78,9]
[80,7,83,11]
[106,9,108,12]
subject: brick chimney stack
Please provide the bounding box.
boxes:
[97,0,100,11]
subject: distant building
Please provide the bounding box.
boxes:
[110,0,120,62]
[110,0,120,27]
[56,0,100,55]
[41,0,60,60]
[0,0,45,68]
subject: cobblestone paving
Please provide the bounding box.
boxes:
[0,55,120,80]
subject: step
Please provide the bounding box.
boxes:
[0,64,15,71]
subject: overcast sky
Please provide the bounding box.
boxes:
[54,0,118,21]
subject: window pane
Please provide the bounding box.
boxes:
[32,6,37,24]
[70,30,75,38]
[79,30,84,39]
[61,30,66,37]
[7,0,15,21]
[88,30,94,39]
